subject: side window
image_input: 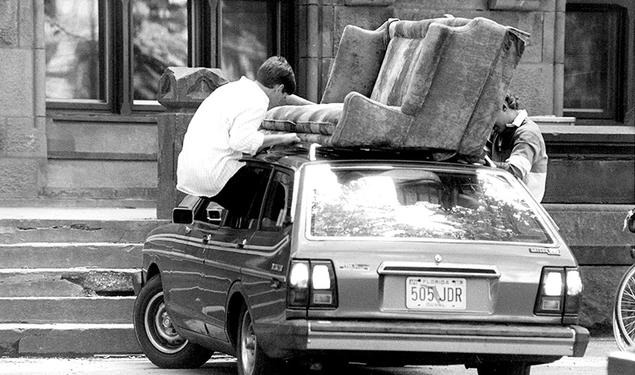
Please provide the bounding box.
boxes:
[260,171,293,231]
[210,166,271,229]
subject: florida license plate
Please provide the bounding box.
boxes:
[406,277,466,310]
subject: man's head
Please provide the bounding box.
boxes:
[493,93,521,133]
[256,56,296,109]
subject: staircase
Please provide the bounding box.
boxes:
[0,207,166,356]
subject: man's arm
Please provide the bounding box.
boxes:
[260,133,301,150]
[285,94,315,106]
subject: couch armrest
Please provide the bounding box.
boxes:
[330,92,412,148]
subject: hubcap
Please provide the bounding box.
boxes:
[240,310,257,374]
[144,292,188,354]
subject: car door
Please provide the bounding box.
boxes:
[198,163,272,342]
[241,168,294,327]
[159,206,209,335]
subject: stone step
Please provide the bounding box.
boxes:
[0,297,134,324]
[0,218,165,244]
[0,268,137,297]
[0,243,142,269]
[0,323,140,355]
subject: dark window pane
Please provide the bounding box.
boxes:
[221,0,273,80]
[132,0,189,101]
[564,6,624,120]
[44,0,102,100]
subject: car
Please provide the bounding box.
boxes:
[132,145,589,375]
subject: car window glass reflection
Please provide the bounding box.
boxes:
[306,165,551,243]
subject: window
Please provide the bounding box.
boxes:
[211,166,271,230]
[44,0,106,102]
[564,4,626,122]
[261,170,292,230]
[44,0,293,114]
[305,165,551,243]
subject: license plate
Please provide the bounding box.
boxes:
[406,277,466,310]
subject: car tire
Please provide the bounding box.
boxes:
[236,305,284,375]
[477,362,531,375]
[133,275,213,368]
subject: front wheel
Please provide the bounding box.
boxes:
[133,275,213,368]
[237,305,283,375]
[613,264,635,350]
[477,362,531,375]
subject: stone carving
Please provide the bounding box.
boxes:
[0,0,18,46]
[157,67,228,111]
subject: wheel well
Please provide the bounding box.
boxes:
[146,263,160,282]
[226,292,246,349]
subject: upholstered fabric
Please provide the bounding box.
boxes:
[261,103,343,135]
[330,92,412,148]
[370,17,471,106]
[403,18,522,154]
[320,20,393,104]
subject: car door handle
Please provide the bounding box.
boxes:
[270,278,282,289]
[237,239,247,248]
[202,234,212,244]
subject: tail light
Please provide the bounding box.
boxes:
[535,267,583,321]
[287,259,338,309]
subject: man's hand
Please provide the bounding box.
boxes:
[281,133,301,144]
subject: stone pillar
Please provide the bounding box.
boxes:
[295,0,394,103]
[156,67,228,219]
[0,0,47,200]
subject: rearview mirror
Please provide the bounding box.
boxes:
[172,195,204,224]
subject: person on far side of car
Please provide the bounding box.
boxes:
[176,56,313,212]
[488,93,548,202]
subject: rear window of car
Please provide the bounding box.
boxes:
[303,164,553,244]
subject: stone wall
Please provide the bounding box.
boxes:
[0,0,46,200]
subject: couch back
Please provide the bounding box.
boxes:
[370,17,471,106]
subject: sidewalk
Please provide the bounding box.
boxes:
[0,206,157,221]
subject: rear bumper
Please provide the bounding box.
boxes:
[264,320,589,359]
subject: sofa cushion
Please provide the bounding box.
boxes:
[260,103,343,135]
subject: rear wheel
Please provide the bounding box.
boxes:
[133,275,213,368]
[477,362,531,375]
[237,305,283,375]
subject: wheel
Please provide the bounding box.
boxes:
[477,362,531,375]
[237,305,283,375]
[133,275,213,368]
[614,265,635,349]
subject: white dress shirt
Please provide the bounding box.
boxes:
[176,77,268,197]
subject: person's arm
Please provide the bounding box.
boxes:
[284,94,315,106]
[228,106,266,156]
[505,141,537,180]
[260,133,301,150]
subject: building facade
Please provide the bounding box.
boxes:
[0,0,633,329]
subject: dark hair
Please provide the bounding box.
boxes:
[256,56,296,95]
[504,93,521,110]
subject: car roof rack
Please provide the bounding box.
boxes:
[257,142,488,166]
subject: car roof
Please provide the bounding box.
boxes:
[244,144,492,172]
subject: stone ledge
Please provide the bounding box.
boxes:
[0,324,139,356]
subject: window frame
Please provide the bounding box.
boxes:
[563,3,627,123]
[45,0,112,111]
[45,0,294,116]
[260,168,293,232]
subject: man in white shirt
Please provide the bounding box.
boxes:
[488,94,548,202]
[177,57,309,204]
